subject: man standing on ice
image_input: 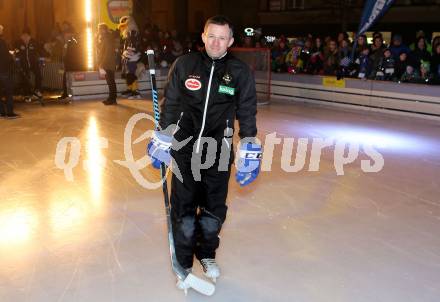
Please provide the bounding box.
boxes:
[148,15,262,290]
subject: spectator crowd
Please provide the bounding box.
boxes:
[256,30,440,85]
[1,20,439,119]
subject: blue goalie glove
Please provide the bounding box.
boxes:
[147,131,172,169]
[236,143,262,186]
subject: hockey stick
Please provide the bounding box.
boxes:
[146,50,215,296]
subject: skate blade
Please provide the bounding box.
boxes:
[183,273,215,296]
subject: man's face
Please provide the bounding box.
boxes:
[202,23,234,59]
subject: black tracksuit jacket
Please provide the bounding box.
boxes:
[15,39,42,70]
[160,50,257,159]
[160,50,258,267]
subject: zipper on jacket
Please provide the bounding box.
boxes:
[195,61,215,153]
[223,119,232,149]
[26,44,30,68]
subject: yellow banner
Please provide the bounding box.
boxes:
[322,76,346,88]
[99,0,132,30]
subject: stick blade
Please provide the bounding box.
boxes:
[184,273,215,296]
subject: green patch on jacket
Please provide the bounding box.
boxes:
[218,85,235,96]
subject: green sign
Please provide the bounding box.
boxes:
[218,85,235,96]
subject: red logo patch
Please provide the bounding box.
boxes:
[185,79,202,91]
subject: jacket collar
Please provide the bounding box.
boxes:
[201,49,230,64]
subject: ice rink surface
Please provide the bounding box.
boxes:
[1,98,440,302]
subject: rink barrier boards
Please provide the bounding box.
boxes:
[12,61,64,90]
[68,68,265,102]
[65,65,440,118]
[67,69,167,100]
[269,73,440,119]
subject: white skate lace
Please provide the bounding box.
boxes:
[200,259,217,272]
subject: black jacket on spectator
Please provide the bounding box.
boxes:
[394,57,409,80]
[97,32,116,71]
[369,45,385,78]
[323,50,339,75]
[64,37,84,71]
[375,56,395,80]
[300,47,312,72]
[411,47,431,66]
[308,45,324,74]
[0,37,12,74]
[429,53,440,78]
[14,38,42,70]
[431,53,440,84]
[354,54,372,78]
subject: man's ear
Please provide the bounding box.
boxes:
[201,32,206,45]
[228,37,234,48]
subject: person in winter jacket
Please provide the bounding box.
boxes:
[354,46,372,79]
[14,30,44,99]
[411,37,431,68]
[0,25,19,118]
[96,23,117,105]
[147,15,261,290]
[374,48,395,81]
[394,50,410,81]
[430,43,440,84]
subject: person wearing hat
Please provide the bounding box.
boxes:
[0,25,19,119]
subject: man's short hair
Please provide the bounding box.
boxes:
[204,15,234,37]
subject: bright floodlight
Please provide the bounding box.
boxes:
[85,0,93,70]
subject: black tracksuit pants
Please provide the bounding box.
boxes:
[21,64,42,95]
[170,149,231,269]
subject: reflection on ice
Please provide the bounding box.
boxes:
[0,207,38,246]
[307,124,434,152]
